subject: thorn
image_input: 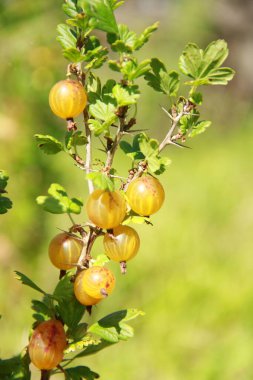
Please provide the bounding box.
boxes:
[160,106,173,120]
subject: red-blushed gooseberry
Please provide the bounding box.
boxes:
[86,190,126,229]
[103,225,140,263]
[49,79,87,119]
[28,319,67,370]
[74,266,115,305]
[48,232,83,270]
[126,175,165,216]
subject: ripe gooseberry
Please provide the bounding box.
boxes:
[103,225,140,264]
[28,319,67,370]
[49,79,87,119]
[126,175,165,216]
[86,190,126,230]
[74,266,115,305]
[48,232,83,270]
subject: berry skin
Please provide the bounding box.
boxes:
[49,79,87,119]
[86,190,126,230]
[48,232,83,270]
[126,176,165,216]
[103,225,140,263]
[74,266,115,305]
[28,319,67,370]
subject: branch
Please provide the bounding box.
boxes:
[83,108,94,194]
[158,110,184,152]
[104,106,128,172]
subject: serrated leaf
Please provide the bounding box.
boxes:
[67,323,88,342]
[107,22,158,53]
[36,183,83,215]
[123,214,151,225]
[65,131,88,150]
[89,100,117,122]
[92,254,110,267]
[179,39,235,87]
[0,352,31,380]
[121,133,170,174]
[57,23,77,50]
[15,271,46,295]
[75,339,113,358]
[0,197,12,214]
[63,0,78,18]
[112,84,139,106]
[189,92,203,105]
[88,309,144,343]
[144,59,180,96]
[86,172,115,191]
[65,365,99,380]
[54,274,86,328]
[34,134,63,155]
[79,0,118,34]
[188,120,212,137]
[0,170,8,190]
[31,300,53,319]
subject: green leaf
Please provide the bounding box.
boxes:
[0,170,12,214]
[86,172,115,191]
[88,309,144,343]
[36,183,83,214]
[189,92,203,105]
[15,271,46,295]
[75,339,113,357]
[67,323,88,341]
[107,22,158,53]
[123,214,151,225]
[188,120,212,137]
[63,0,78,18]
[89,100,116,121]
[92,254,110,267]
[54,274,86,328]
[65,131,88,151]
[109,58,151,81]
[57,23,77,50]
[65,365,99,380]
[31,299,53,320]
[179,39,235,87]
[34,134,63,155]
[120,133,171,175]
[0,352,31,380]
[112,84,139,106]
[144,59,180,96]
[80,0,118,34]
[0,197,12,214]
[0,170,8,190]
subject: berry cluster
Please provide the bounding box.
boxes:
[28,79,165,372]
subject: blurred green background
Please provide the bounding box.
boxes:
[1,0,253,379]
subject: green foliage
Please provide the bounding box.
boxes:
[65,366,99,380]
[107,22,159,53]
[0,170,12,214]
[144,59,180,97]
[54,274,86,329]
[179,111,212,138]
[179,39,235,87]
[88,309,144,343]
[120,133,171,174]
[86,172,115,191]
[34,134,64,155]
[65,131,88,151]
[36,183,83,214]
[15,271,47,296]
[109,58,151,80]
[0,352,31,380]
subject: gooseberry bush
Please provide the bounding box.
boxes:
[0,1,235,379]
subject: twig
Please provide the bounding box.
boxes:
[41,370,51,380]
[83,108,94,194]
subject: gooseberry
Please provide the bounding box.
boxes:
[49,79,87,119]
[86,190,126,229]
[48,232,83,270]
[126,175,165,216]
[28,319,67,370]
